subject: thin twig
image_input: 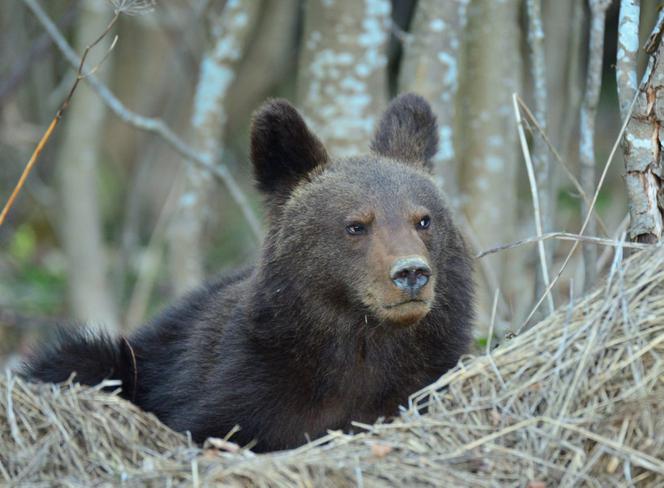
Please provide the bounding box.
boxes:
[20,0,263,241]
[477,231,657,260]
[597,213,630,271]
[0,10,120,227]
[513,93,554,315]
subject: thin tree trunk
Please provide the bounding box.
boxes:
[579,0,611,291]
[398,0,469,205]
[526,0,554,316]
[617,0,639,121]
[619,7,664,243]
[297,0,390,156]
[168,0,261,296]
[56,0,117,329]
[459,0,521,324]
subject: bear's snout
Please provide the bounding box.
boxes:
[390,256,431,297]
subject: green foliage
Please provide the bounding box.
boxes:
[9,223,37,264]
[3,224,66,315]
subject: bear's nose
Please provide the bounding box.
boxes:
[390,257,431,297]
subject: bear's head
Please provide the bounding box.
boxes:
[250,93,471,328]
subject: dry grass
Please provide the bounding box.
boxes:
[2,246,664,487]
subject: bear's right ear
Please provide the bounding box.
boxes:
[370,93,438,171]
[250,99,328,204]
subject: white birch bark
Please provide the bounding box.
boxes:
[398,0,469,203]
[56,0,118,329]
[168,0,260,296]
[619,8,664,243]
[297,0,390,157]
[579,0,611,290]
[617,0,640,120]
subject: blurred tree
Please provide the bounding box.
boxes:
[458,0,521,323]
[398,0,468,204]
[168,0,261,296]
[225,0,299,138]
[55,0,118,329]
[297,0,390,156]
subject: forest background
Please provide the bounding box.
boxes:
[0,0,660,366]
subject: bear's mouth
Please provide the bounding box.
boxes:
[383,299,429,309]
[377,299,432,326]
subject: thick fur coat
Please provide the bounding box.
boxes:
[25,94,474,452]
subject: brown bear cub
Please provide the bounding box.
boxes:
[25,93,474,452]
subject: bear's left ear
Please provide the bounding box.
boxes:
[251,99,328,203]
[370,93,438,171]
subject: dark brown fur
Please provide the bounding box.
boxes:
[25,93,474,452]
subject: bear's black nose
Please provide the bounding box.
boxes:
[390,257,431,297]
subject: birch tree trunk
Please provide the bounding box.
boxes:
[459,0,521,323]
[619,6,664,243]
[297,0,390,156]
[398,0,468,204]
[56,0,118,329]
[168,0,260,296]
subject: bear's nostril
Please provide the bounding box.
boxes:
[390,257,432,296]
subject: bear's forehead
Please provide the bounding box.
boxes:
[324,156,434,190]
[289,155,440,212]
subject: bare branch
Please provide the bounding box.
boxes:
[21,0,262,241]
[578,0,611,291]
[477,231,656,260]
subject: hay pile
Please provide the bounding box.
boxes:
[2,247,664,486]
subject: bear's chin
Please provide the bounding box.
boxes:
[376,300,432,327]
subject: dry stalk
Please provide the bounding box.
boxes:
[477,231,657,260]
[513,93,554,315]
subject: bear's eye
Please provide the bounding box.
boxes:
[346,223,367,235]
[416,215,431,230]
